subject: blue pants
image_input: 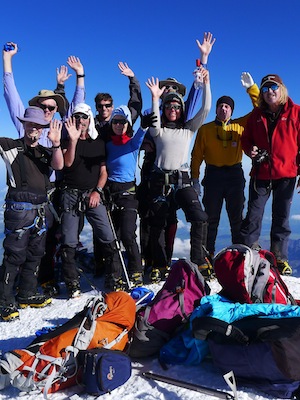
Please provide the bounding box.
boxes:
[239,177,296,260]
[202,164,245,254]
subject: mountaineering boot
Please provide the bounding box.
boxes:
[66,281,81,298]
[130,272,144,288]
[104,274,126,292]
[149,266,169,284]
[198,258,215,280]
[16,292,52,309]
[0,303,19,322]
[277,260,293,276]
[41,280,60,297]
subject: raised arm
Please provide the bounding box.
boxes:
[48,119,64,170]
[145,77,164,137]
[63,116,81,167]
[241,72,259,108]
[186,32,216,121]
[118,61,142,125]
[196,31,216,66]
[185,68,212,133]
[54,65,72,117]
[66,56,85,116]
[2,42,25,136]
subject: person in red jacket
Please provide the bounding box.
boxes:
[240,74,300,275]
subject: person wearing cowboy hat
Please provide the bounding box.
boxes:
[191,72,259,260]
[3,45,85,147]
[240,74,300,276]
[3,45,86,297]
[59,103,124,296]
[0,106,63,322]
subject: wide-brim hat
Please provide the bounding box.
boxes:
[29,90,66,114]
[17,106,50,127]
[159,77,186,97]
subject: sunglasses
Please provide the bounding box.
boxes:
[261,84,279,93]
[73,113,89,120]
[39,104,56,112]
[165,103,181,110]
[165,85,179,91]
[111,119,127,125]
[97,103,112,109]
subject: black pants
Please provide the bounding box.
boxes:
[0,198,53,305]
[239,177,295,260]
[106,181,142,275]
[148,171,208,268]
[202,164,245,254]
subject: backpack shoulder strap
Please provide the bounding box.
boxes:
[192,316,249,344]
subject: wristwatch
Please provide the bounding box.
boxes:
[94,187,103,195]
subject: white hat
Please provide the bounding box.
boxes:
[73,103,98,139]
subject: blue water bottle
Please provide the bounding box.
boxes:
[3,43,15,52]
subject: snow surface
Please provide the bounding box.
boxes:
[1,266,300,400]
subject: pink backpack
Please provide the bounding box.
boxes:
[129,259,209,358]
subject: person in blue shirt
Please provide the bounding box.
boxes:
[105,105,156,288]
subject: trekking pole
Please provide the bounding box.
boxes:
[142,372,236,399]
[76,266,102,294]
[106,207,132,291]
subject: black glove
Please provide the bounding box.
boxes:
[140,112,158,129]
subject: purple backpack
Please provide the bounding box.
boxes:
[129,259,209,358]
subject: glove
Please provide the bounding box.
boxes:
[192,178,201,196]
[241,72,254,89]
[140,112,158,129]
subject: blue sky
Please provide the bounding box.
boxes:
[0,0,300,241]
[1,0,300,135]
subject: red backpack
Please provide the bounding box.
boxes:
[213,244,297,305]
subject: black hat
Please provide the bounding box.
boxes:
[216,96,235,113]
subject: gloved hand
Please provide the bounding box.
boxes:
[192,178,201,196]
[141,112,158,129]
[241,72,254,89]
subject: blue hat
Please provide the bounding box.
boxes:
[110,105,132,126]
[17,106,50,127]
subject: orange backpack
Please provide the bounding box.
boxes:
[1,292,136,397]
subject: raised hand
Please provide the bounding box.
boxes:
[118,61,134,78]
[67,56,84,75]
[64,116,81,141]
[196,32,216,64]
[241,72,254,89]
[48,119,62,145]
[56,65,72,85]
[146,77,165,100]
[3,41,18,57]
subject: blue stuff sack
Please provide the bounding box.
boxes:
[79,348,131,395]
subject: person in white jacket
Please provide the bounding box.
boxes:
[145,68,212,282]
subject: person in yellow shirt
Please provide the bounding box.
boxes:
[190,72,259,256]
